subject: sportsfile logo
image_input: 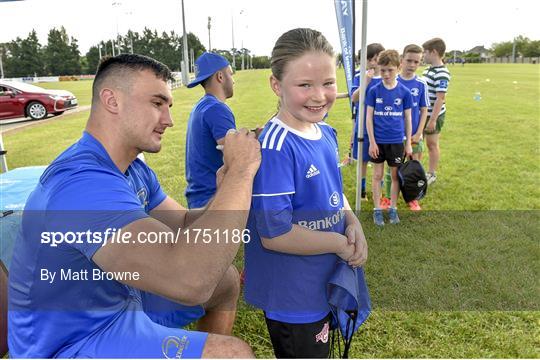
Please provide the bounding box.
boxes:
[306,164,320,178]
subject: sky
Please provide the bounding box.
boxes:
[0,0,538,57]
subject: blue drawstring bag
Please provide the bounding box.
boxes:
[327,260,371,358]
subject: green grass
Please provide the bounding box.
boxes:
[4,64,540,358]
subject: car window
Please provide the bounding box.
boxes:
[1,82,45,93]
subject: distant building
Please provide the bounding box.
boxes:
[467,46,491,60]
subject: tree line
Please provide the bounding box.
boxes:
[0,27,271,78]
[491,35,540,57]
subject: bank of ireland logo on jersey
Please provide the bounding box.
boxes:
[384,106,393,111]
[306,164,320,178]
[329,191,340,207]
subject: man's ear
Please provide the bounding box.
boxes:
[213,71,222,84]
[269,75,281,97]
[99,88,120,114]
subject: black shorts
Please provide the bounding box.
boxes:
[265,313,332,358]
[370,143,404,167]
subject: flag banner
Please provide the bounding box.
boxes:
[334,0,355,100]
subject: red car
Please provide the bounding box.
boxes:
[0,80,78,121]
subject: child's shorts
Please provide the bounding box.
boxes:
[412,139,424,154]
[424,113,445,135]
[370,143,404,167]
[265,313,332,358]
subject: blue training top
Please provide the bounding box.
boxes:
[366,81,413,144]
[245,117,348,324]
[397,74,429,135]
[185,94,236,208]
[8,132,166,357]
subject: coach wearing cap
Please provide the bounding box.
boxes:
[185,52,236,209]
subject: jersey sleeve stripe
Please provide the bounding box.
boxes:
[262,122,277,149]
[268,125,282,150]
[276,129,288,151]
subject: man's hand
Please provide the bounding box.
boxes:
[216,165,226,189]
[222,128,261,177]
[344,223,368,267]
[411,132,422,144]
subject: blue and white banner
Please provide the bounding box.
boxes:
[334,0,355,99]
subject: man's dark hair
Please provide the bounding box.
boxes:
[92,53,174,102]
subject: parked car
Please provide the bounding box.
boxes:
[0,80,78,121]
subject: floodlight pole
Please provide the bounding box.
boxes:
[231,13,236,69]
[512,37,516,63]
[180,0,190,85]
[207,16,212,51]
[0,46,4,79]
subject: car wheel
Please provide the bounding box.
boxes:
[26,101,47,120]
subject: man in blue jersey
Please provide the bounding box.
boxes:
[8,54,259,358]
[185,52,236,209]
[366,50,413,226]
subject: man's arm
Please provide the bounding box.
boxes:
[93,129,261,306]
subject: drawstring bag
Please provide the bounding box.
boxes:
[397,158,428,203]
[327,260,371,358]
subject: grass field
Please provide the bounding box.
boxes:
[3,64,539,357]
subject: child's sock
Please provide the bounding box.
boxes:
[361,177,366,193]
[384,168,392,198]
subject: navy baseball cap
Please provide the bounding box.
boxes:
[187,52,230,88]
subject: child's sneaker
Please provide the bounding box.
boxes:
[388,207,400,224]
[373,209,384,226]
[427,173,437,185]
[379,197,391,210]
[408,200,421,211]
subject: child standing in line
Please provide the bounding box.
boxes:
[244,28,369,358]
[422,38,451,185]
[366,50,413,225]
[382,44,429,211]
[350,44,385,201]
